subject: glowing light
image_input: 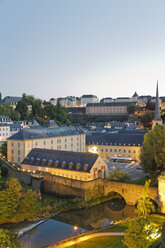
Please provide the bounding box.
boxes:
[73,225,78,231]
[88,146,98,154]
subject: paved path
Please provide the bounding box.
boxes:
[48,232,124,248]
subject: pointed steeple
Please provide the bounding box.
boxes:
[154,81,161,120]
[152,81,162,129]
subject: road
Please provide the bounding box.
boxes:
[107,161,146,180]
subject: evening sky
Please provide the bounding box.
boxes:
[0,0,165,100]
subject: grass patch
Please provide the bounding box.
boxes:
[101,222,131,233]
[68,236,125,248]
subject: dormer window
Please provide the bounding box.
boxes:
[84,163,89,171]
[42,158,46,165]
[30,157,34,163]
[62,161,66,168]
[76,162,81,170]
[48,159,53,166]
[55,160,59,166]
[69,161,73,169]
[35,157,40,163]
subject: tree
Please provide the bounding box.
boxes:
[136,180,155,217]
[146,100,155,110]
[16,101,28,120]
[140,125,165,176]
[0,92,2,101]
[127,103,137,114]
[141,112,154,129]
[123,217,159,248]
[107,167,130,182]
[0,178,22,222]
[19,189,40,219]
[0,229,21,248]
[0,142,7,158]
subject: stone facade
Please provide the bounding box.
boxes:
[43,174,160,208]
[21,149,108,181]
[7,131,85,164]
[86,144,141,161]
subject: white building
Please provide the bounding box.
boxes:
[80,95,99,107]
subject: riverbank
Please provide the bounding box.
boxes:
[0,191,124,226]
[48,214,165,248]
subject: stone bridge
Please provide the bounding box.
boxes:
[102,180,159,206]
[44,174,165,212]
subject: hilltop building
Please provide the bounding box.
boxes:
[0,96,22,108]
[7,126,85,164]
[80,95,99,106]
[86,102,131,116]
[21,148,108,181]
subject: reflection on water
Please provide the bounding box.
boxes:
[18,200,135,248]
[20,219,87,248]
[54,199,135,230]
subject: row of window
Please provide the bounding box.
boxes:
[0,133,9,136]
[0,128,9,131]
[101,148,137,153]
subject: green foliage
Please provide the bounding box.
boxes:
[18,189,41,219]
[127,103,137,114]
[136,180,155,217]
[0,103,20,121]
[141,112,154,129]
[123,217,160,248]
[14,94,72,125]
[0,142,7,158]
[0,177,41,224]
[0,228,21,248]
[16,100,28,120]
[0,178,22,222]
[0,163,8,178]
[140,125,165,176]
[146,101,155,111]
[107,167,131,182]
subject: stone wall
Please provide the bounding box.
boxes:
[44,174,86,198]
[44,174,159,205]
[0,158,43,190]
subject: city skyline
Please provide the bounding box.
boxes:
[1,0,165,100]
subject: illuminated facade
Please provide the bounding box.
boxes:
[7,126,85,164]
[21,148,108,181]
[86,131,146,161]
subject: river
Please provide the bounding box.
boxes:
[3,199,135,248]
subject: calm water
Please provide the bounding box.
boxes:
[5,200,135,248]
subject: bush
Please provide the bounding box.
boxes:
[0,228,21,248]
[107,167,131,182]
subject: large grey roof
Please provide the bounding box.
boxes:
[86,102,135,107]
[0,96,22,104]
[81,95,98,98]
[0,115,11,121]
[8,126,84,140]
[22,148,98,173]
[86,131,146,146]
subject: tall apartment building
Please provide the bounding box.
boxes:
[7,126,85,164]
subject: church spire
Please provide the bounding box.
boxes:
[152,81,162,129]
[154,81,161,120]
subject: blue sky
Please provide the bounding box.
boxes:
[0,0,165,100]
